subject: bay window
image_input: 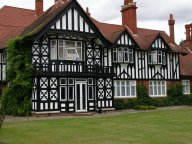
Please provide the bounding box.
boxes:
[182,80,190,94]
[114,80,136,98]
[50,40,82,61]
[149,81,166,97]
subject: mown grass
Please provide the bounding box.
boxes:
[1,107,192,144]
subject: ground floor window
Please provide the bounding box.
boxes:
[182,80,190,94]
[114,80,136,98]
[149,81,166,97]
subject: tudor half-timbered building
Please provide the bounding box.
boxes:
[0,0,187,113]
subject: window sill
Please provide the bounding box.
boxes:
[115,96,136,99]
[149,95,167,98]
[183,93,190,95]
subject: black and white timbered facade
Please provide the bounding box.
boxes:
[0,0,186,113]
[31,1,114,112]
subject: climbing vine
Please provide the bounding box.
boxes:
[1,37,33,116]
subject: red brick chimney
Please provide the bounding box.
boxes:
[185,24,191,41]
[168,14,175,44]
[35,0,43,17]
[121,0,137,34]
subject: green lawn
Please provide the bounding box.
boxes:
[1,108,192,144]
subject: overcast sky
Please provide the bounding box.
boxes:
[1,0,192,44]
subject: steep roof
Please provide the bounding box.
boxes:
[22,0,72,37]
[0,6,36,49]
[0,0,186,55]
[91,18,186,53]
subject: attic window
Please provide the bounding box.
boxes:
[148,50,166,65]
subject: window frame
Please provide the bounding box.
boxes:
[60,78,67,101]
[149,81,167,97]
[114,48,134,63]
[148,50,166,65]
[50,39,83,61]
[182,80,190,94]
[50,40,57,60]
[114,80,136,98]
[113,48,117,62]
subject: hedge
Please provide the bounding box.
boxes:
[114,84,192,110]
[1,37,32,116]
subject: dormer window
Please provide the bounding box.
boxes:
[113,48,134,63]
[50,40,83,61]
[148,51,166,65]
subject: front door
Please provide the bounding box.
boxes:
[75,82,87,112]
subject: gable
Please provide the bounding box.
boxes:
[151,38,167,49]
[23,0,111,46]
[116,33,135,47]
[50,7,94,34]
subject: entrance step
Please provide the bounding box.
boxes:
[31,111,95,117]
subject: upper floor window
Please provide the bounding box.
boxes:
[113,48,133,63]
[50,40,82,61]
[148,51,166,65]
[182,80,190,94]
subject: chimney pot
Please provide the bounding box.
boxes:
[35,0,43,17]
[86,7,91,16]
[185,24,191,41]
[55,0,68,3]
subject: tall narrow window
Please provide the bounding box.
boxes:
[50,40,57,60]
[157,51,162,64]
[68,86,74,101]
[148,51,152,64]
[124,48,129,62]
[162,52,166,65]
[60,78,67,101]
[118,48,123,62]
[58,40,65,60]
[129,49,134,63]
[152,51,157,64]
[113,48,117,62]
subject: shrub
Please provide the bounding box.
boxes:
[157,97,175,107]
[136,84,149,99]
[126,99,138,109]
[167,84,192,106]
[134,105,156,110]
[114,99,126,110]
[167,84,183,98]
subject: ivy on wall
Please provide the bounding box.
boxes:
[1,37,33,116]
